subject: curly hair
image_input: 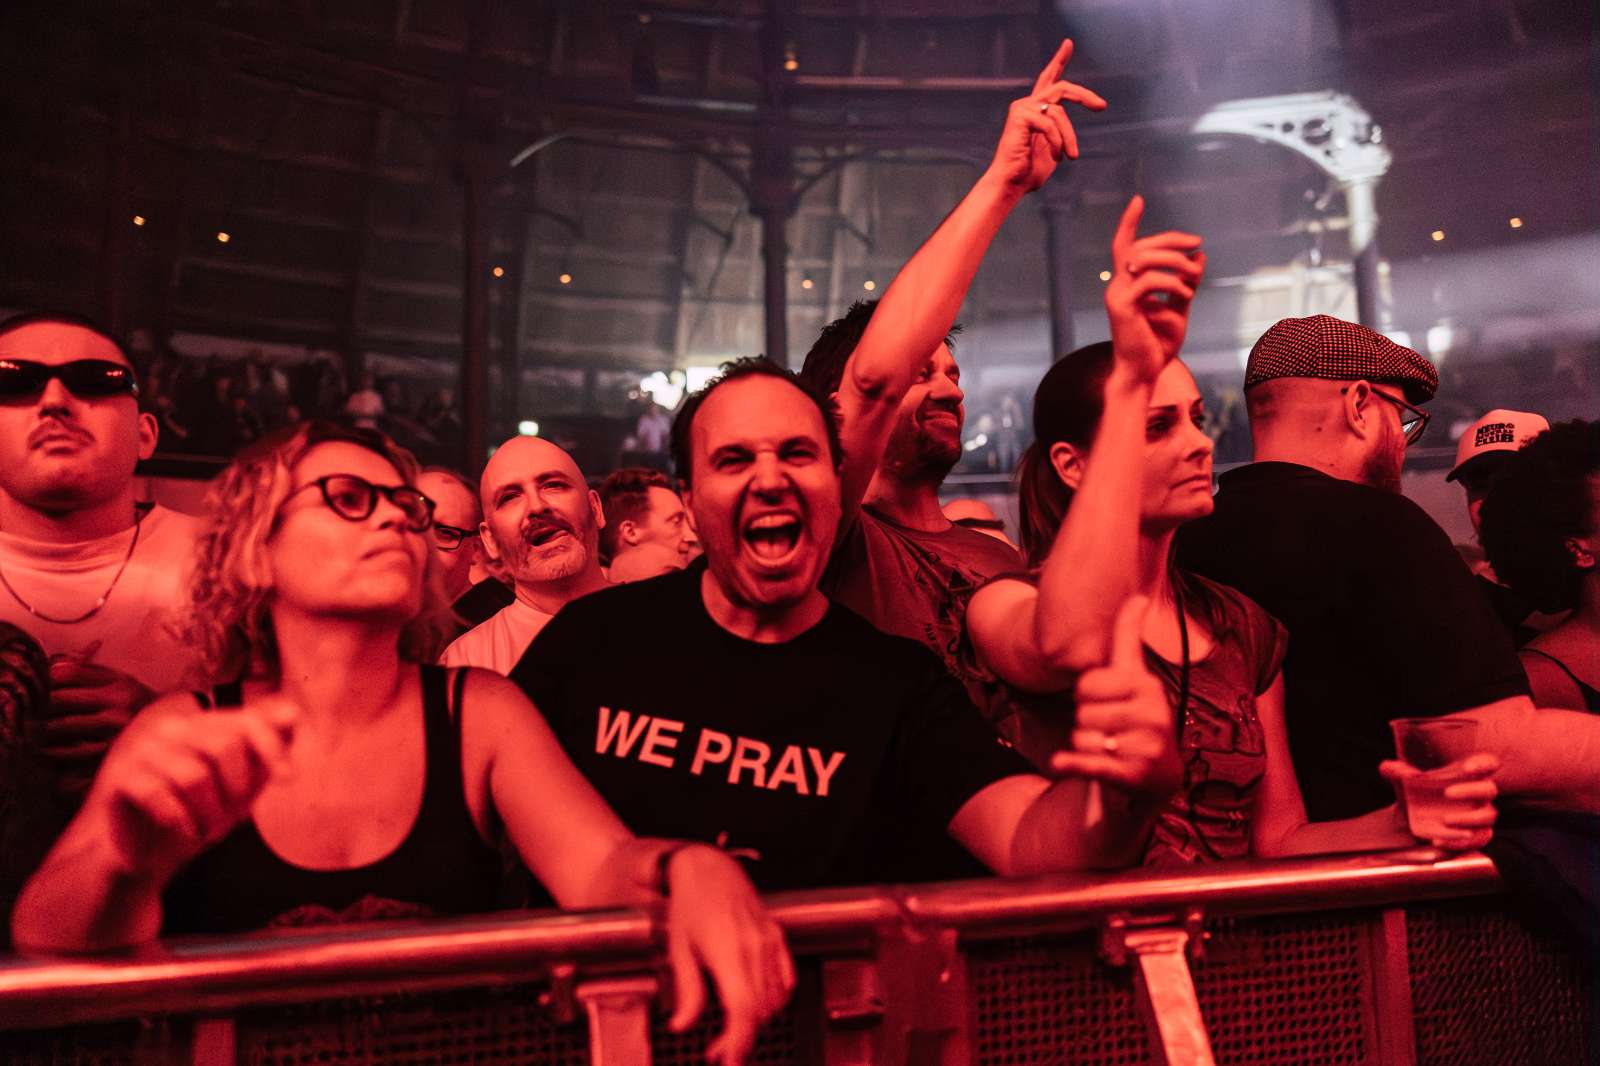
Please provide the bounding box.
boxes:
[1479,419,1600,613]
[183,420,452,685]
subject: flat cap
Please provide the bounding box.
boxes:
[1243,315,1439,404]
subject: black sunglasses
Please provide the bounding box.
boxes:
[287,475,435,532]
[1341,385,1430,446]
[431,522,474,552]
[0,359,139,400]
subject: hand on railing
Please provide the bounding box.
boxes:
[1380,754,1500,851]
[663,844,795,1065]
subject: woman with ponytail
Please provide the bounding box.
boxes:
[966,197,1498,865]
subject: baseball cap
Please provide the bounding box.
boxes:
[1445,409,1550,483]
[1243,315,1439,404]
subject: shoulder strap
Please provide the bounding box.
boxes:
[1522,647,1588,689]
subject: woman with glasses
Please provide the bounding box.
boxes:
[964,200,1498,864]
[14,421,791,1065]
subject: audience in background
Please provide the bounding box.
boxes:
[0,623,54,941]
[416,467,484,603]
[1446,408,1558,644]
[1480,419,1600,713]
[0,312,202,797]
[440,435,609,673]
[598,468,698,583]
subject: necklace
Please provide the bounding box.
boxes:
[0,517,143,625]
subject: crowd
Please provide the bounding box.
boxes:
[139,348,462,463]
[0,40,1596,1064]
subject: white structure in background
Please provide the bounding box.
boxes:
[1193,92,1393,329]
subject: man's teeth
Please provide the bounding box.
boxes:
[748,514,794,530]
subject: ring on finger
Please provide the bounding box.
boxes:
[1102,735,1119,755]
[1038,102,1050,114]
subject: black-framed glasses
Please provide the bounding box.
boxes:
[287,475,435,532]
[1342,385,1430,446]
[431,522,474,552]
[0,359,139,400]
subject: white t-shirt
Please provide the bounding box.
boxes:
[440,599,554,675]
[0,505,203,694]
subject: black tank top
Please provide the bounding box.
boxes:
[163,666,503,934]
[1522,648,1600,715]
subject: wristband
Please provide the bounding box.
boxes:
[653,841,697,896]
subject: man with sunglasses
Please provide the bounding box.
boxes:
[440,434,609,674]
[0,311,202,796]
[1176,315,1600,822]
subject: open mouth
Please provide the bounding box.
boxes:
[741,511,803,565]
[524,524,573,549]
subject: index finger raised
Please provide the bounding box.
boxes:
[1111,195,1145,262]
[1032,38,1074,95]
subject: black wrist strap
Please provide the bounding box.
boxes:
[653,841,697,896]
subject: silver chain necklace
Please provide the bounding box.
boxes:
[0,517,143,625]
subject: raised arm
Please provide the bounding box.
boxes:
[968,196,1204,691]
[12,693,295,953]
[470,670,791,1066]
[835,39,1106,522]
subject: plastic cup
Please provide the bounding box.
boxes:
[1390,717,1478,840]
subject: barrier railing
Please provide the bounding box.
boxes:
[1,848,1593,1065]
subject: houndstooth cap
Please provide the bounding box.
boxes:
[1243,315,1439,404]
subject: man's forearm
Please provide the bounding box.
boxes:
[1008,777,1162,875]
[1466,700,1600,812]
[847,170,1024,401]
[12,817,164,953]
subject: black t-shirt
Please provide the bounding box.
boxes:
[1175,462,1528,822]
[507,560,1035,892]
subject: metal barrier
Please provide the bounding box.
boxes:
[0,848,1593,1065]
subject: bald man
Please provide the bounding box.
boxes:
[439,436,609,673]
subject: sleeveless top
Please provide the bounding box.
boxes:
[163,666,503,934]
[967,572,1289,868]
[1521,648,1600,715]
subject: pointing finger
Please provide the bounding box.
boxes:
[1032,38,1074,95]
[1111,196,1145,263]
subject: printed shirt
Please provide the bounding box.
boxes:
[978,572,1288,867]
[508,562,1035,892]
[823,506,1022,717]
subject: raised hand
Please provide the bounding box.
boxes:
[1049,596,1183,797]
[664,844,795,1066]
[987,38,1107,193]
[1380,753,1500,851]
[87,696,296,884]
[1105,195,1206,385]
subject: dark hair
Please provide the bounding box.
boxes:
[0,310,132,368]
[598,467,675,563]
[1016,343,1117,566]
[1018,342,1228,636]
[797,299,963,398]
[1479,419,1600,613]
[669,357,844,488]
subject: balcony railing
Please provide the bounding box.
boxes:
[1,848,1593,1065]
